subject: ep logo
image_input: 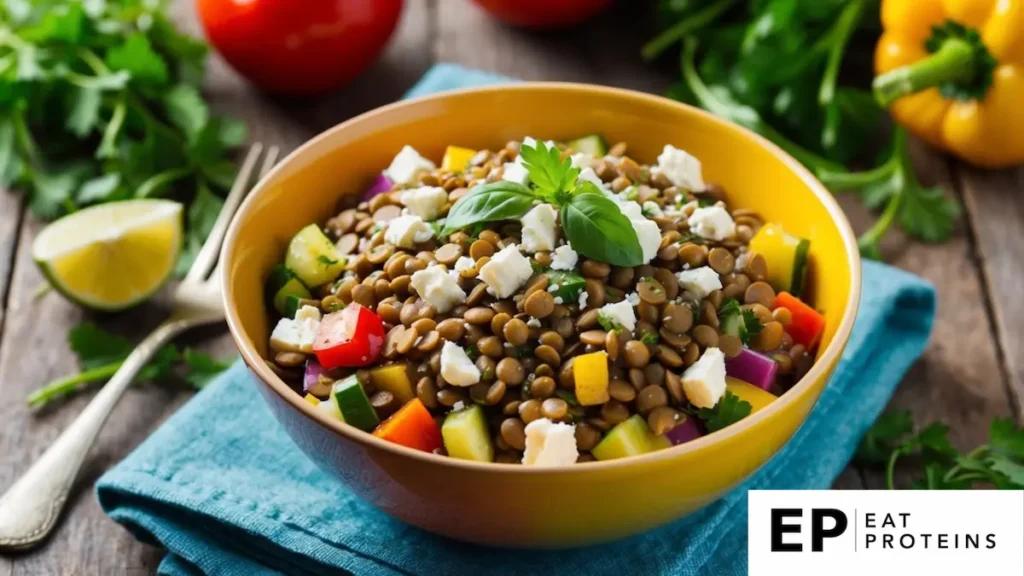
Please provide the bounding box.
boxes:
[770,508,848,552]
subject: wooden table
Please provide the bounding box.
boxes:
[1,1,1021,573]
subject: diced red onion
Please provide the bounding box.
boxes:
[665,414,703,445]
[725,348,778,391]
[303,359,332,396]
[363,173,393,201]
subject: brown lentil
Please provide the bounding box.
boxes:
[434,243,463,265]
[754,321,784,352]
[609,379,637,402]
[436,387,465,407]
[574,423,601,452]
[416,376,438,408]
[524,290,555,318]
[665,370,684,404]
[436,318,465,342]
[772,307,793,326]
[503,318,529,346]
[496,358,525,385]
[623,340,651,368]
[541,398,569,420]
[601,400,630,425]
[416,330,441,352]
[745,281,776,308]
[692,324,719,348]
[500,418,527,450]
[464,306,495,325]
[478,336,503,358]
[636,385,668,415]
[605,329,620,362]
[535,344,561,367]
[655,344,684,368]
[707,247,735,275]
[719,334,743,358]
[519,399,542,423]
[647,406,682,436]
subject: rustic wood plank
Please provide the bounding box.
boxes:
[837,143,1014,488]
[0,193,23,330]
[0,2,435,574]
[957,165,1024,417]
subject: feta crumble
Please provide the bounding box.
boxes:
[385,145,435,186]
[411,265,466,313]
[655,144,705,191]
[681,347,727,408]
[687,206,736,241]
[502,158,530,185]
[522,418,578,466]
[384,215,433,249]
[578,290,589,309]
[440,341,481,387]
[478,243,533,298]
[676,266,722,300]
[400,186,448,221]
[569,152,593,169]
[270,305,321,353]
[598,300,637,333]
[520,204,558,252]
[454,256,476,273]
[550,243,579,271]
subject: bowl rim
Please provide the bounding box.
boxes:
[221,81,862,474]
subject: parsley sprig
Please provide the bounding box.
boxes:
[26,322,233,407]
[718,299,762,344]
[696,391,752,433]
[441,141,645,267]
[856,410,1024,490]
[0,0,246,273]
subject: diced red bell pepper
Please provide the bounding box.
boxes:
[774,292,825,349]
[373,399,443,453]
[313,303,385,368]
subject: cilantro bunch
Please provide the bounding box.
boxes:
[857,410,1024,489]
[27,321,232,408]
[0,0,245,272]
[441,140,646,266]
[646,0,960,259]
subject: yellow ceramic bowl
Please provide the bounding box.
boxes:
[221,83,861,548]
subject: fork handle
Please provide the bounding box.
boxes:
[0,320,183,552]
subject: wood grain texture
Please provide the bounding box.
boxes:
[957,166,1024,416]
[0,193,23,331]
[837,143,1013,488]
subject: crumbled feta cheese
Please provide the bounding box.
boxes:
[522,418,578,466]
[440,341,480,387]
[676,266,722,300]
[527,317,542,328]
[452,401,465,411]
[448,269,461,282]
[400,186,448,220]
[655,144,705,191]
[454,256,476,273]
[578,290,589,309]
[626,292,640,306]
[270,305,321,353]
[550,244,579,271]
[520,204,558,253]
[642,201,664,218]
[411,265,466,313]
[547,284,559,292]
[478,243,533,298]
[385,145,435,186]
[681,347,727,408]
[522,136,557,150]
[384,215,433,249]
[554,296,563,304]
[598,300,637,333]
[577,167,604,188]
[569,152,593,169]
[502,159,530,185]
[734,251,751,273]
[687,206,735,241]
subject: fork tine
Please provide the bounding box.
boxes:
[259,146,280,180]
[185,143,264,283]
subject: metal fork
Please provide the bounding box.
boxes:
[0,144,279,552]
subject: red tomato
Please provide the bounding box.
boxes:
[471,0,613,29]
[196,0,403,95]
[313,303,385,368]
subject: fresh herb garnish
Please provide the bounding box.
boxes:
[317,255,338,267]
[639,330,660,346]
[26,322,233,407]
[856,410,1024,490]
[555,389,579,406]
[442,141,645,266]
[718,299,762,344]
[597,311,621,333]
[0,0,246,273]
[696,391,752,433]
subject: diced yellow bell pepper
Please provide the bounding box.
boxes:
[370,363,415,403]
[303,393,321,406]
[573,351,609,406]
[726,377,777,414]
[440,146,477,172]
[748,223,809,296]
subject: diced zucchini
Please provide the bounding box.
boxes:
[266,265,311,315]
[544,270,586,302]
[592,415,669,461]
[566,134,608,157]
[748,223,810,297]
[441,405,494,462]
[331,375,379,432]
[285,224,347,288]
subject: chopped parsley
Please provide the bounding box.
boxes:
[718,299,763,344]
[696,392,752,432]
[639,330,660,346]
[597,311,622,333]
[317,254,339,267]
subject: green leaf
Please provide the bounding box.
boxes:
[519,140,578,200]
[30,165,89,218]
[199,160,237,190]
[69,322,134,370]
[65,86,102,137]
[989,418,1024,460]
[560,188,643,267]
[176,182,223,275]
[855,410,913,465]
[138,344,180,381]
[216,117,247,148]
[696,391,752,433]
[77,172,122,203]
[639,330,660,346]
[0,119,22,188]
[440,181,538,236]
[20,3,86,44]
[163,84,208,140]
[986,454,1024,488]
[899,185,959,243]
[105,34,169,86]
[182,348,233,389]
[912,422,958,461]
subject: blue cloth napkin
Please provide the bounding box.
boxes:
[97,64,937,576]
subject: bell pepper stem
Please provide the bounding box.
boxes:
[873,38,977,107]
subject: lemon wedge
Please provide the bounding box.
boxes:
[32,200,183,311]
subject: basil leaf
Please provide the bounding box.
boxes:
[439,181,538,237]
[560,191,643,267]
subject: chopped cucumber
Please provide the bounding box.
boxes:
[266,264,311,315]
[441,405,494,462]
[544,270,586,302]
[790,238,810,298]
[331,375,379,432]
[566,134,608,157]
[748,223,810,297]
[592,415,668,461]
[286,224,346,288]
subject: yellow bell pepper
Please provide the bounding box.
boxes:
[572,351,609,406]
[440,146,477,172]
[725,378,777,414]
[873,0,1024,168]
[370,363,415,403]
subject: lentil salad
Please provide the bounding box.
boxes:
[263,135,827,465]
